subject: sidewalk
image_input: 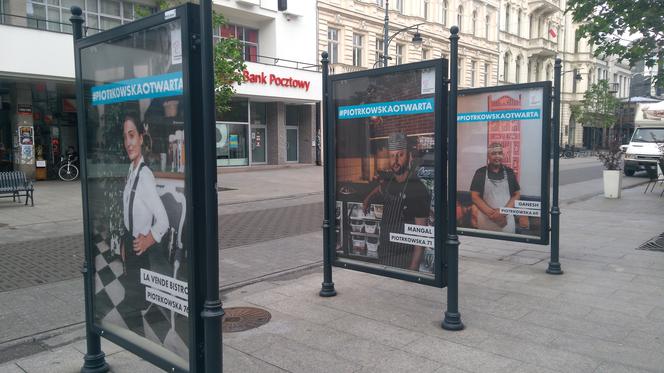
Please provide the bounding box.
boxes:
[2,182,664,372]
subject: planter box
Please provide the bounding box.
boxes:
[603,170,622,198]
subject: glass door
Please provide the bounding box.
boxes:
[286,126,298,162]
[251,125,267,164]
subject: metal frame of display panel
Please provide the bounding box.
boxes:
[74,4,205,372]
[456,81,552,245]
[325,59,448,288]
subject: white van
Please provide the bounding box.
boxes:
[622,126,664,176]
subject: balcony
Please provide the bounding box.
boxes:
[528,37,557,57]
[329,63,367,75]
[528,0,561,15]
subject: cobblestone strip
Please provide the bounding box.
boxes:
[0,202,323,293]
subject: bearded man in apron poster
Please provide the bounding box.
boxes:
[363,132,431,271]
[470,143,526,233]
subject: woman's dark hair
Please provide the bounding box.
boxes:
[123,114,145,135]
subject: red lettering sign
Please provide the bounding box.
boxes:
[242,69,311,92]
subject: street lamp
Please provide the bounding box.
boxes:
[378,0,424,68]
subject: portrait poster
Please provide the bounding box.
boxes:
[79,14,190,371]
[330,60,446,285]
[456,83,551,244]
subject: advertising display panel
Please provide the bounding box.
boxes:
[329,60,446,287]
[456,83,551,244]
[76,5,199,372]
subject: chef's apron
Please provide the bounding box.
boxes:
[476,169,516,233]
[378,180,413,269]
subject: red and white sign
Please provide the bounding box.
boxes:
[243,70,311,92]
[233,62,322,101]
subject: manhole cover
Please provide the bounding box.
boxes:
[222,307,271,333]
[637,233,664,252]
[218,186,237,191]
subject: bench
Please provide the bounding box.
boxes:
[0,171,34,206]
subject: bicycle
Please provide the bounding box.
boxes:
[560,145,575,159]
[58,154,80,181]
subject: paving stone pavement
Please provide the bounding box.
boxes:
[1,165,663,372]
[0,202,322,293]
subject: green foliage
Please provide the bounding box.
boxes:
[566,0,664,87]
[144,1,246,114]
[575,80,621,129]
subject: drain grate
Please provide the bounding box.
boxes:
[637,233,664,252]
[222,307,271,333]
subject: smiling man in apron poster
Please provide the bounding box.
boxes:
[469,143,522,233]
[363,132,431,270]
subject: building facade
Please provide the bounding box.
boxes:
[317,0,633,149]
[0,0,321,179]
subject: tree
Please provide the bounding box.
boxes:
[143,1,246,113]
[566,0,664,88]
[572,80,621,148]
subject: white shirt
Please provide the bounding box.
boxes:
[123,157,169,242]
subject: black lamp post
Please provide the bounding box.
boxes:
[379,0,424,68]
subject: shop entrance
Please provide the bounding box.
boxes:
[286,126,298,162]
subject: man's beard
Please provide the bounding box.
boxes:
[392,163,408,175]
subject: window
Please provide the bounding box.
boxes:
[375,0,384,6]
[472,11,478,36]
[352,33,363,67]
[25,0,150,33]
[470,60,477,87]
[424,0,429,20]
[515,56,521,83]
[517,10,522,36]
[574,30,580,53]
[395,44,404,65]
[485,14,490,38]
[375,38,384,65]
[395,0,403,13]
[546,64,552,81]
[457,6,463,31]
[484,63,490,86]
[422,48,429,60]
[328,27,339,64]
[503,52,510,82]
[442,1,447,25]
[573,69,579,93]
[458,58,464,84]
[219,24,259,62]
[505,4,510,33]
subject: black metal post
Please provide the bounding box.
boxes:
[71,6,109,373]
[320,51,336,297]
[199,0,224,371]
[547,58,563,275]
[442,26,464,331]
[315,102,322,166]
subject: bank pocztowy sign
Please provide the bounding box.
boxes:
[242,69,311,91]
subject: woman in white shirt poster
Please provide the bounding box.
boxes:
[119,114,169,335]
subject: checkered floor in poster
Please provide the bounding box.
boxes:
[92,232,189,359]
